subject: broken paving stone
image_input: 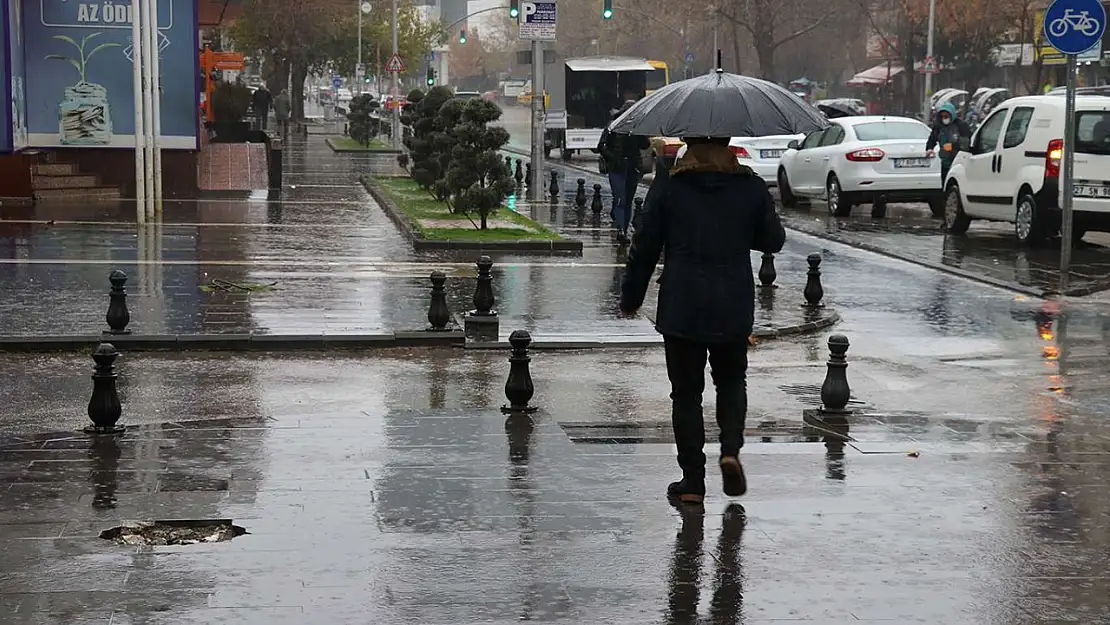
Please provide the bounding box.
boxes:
[100,519,247,546]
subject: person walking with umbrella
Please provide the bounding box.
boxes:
[614,70,823,506]
[599,101,650,243]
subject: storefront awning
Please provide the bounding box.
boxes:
[846,63,904,86]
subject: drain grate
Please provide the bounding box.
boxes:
[778,383,870,409]
[100,519,247,546]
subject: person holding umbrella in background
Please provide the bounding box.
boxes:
[614,69,824,506]
[599,100,650,243]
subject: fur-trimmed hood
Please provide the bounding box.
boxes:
[671,143,755,177]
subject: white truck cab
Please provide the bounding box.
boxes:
[943,94,1110,245]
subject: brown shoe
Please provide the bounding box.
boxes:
[719,456,747,497]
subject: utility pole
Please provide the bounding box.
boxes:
[139,0,154,220]
[530,39,544,196]
[923,0,936,115]
[391,0,401,149]
[145,0,162,213]
[130,0,145,224]
[357,0,363,95]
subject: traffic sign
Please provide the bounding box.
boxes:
[385,54,406,73]
[519,1,556,41]
[919,56,939,74]
[684,51,696,64]
[1043,0,1106,55]
[332,75,342,88]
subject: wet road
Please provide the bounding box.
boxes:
[495,104,1110,299]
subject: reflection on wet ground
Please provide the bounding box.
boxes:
[4,313,1110,623]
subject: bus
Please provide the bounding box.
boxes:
[646,60,670,94]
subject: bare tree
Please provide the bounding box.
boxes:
[716,0,837,81]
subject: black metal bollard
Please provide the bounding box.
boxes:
[758,253,777,289]
[591,183,603,214]
[549,171,559,197]
[104,270,131,335]
[803,253,824,308]
[525,163,533,186]
[505,156,513,173]
[575,178,587,209]
[472,255,496,316]
[819,335,851,414]
[502,330,538,414]
[86,343,125,434]
[514,159,524,184]
[427,271,451,331]
[632,196,644,230]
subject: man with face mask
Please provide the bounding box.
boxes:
[926,102,971,189]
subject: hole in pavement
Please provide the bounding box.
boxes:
[100,519,248,546]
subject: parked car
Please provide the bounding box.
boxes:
[454,90,482,100]
[777,115,942,218]
[675,135,804,187]
[943,95,1110,245]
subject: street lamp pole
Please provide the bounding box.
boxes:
[923,0,936,115]
[357,1,363,95]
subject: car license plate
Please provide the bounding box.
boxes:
[894,158,930,168]
[760,149,783,159]
[1074,184,1110,198]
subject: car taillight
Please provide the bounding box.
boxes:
[663,143,682,157]
[731,146,751,159]
[1045,139,1063,178]
[846,148,885,162]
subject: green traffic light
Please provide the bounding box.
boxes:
[510,8,518,17]
[602,8,613,18]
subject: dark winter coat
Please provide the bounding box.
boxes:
[620,143,786,344]
[926,102,971,164]
[251,88,273,115]
[598,128,649,174]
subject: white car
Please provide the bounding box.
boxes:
[943,94,1110,245]
[777,115,943,218]
[675,135,803,186]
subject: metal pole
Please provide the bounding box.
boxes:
[130,0,145,224]
[146,0,162,210]
[712,15,719,70]
[357,0,363,96]
[140,0,155,220]
[1060,54,1078,293]
[390,0,400,149]
[530,39,544,197]
[923,0,936,116]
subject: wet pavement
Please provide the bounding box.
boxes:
[3,113,1110,623]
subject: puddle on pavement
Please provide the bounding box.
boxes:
[100,519,247,546]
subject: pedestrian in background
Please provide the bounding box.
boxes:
[926,102,971,189]
[620,136,786,506]
[598,101,650,243]
[274,89,292,137]
[251,83,273,131]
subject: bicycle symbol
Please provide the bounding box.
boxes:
[1049,9,1102,38]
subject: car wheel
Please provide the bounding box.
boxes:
[871,199,888,219]
[928,194,945,218]
[943,183,971,234]
[827,174,852,217]
[1071,224,1088,244]
[1015,191,1047,246]
[778,168,797,208]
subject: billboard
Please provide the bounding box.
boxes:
[22,0,199,149]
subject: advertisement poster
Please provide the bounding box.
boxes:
[22,0,198,149]
[10,0,28,150]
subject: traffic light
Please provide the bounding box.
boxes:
[509,0,519,18]
[602,0,613,19]
[426,67,436,86]
[459,29,467,44]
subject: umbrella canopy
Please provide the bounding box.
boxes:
[816,100,858,119]
[608,70,828,138]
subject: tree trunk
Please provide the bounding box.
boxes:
[290,62,308,122]
[753,33,776,81]
[731,20,743,74]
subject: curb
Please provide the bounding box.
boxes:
[360,175,584,254]
[325,137,403,154]
[0,309,839,353]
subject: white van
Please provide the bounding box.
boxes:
[943,95,1110,245]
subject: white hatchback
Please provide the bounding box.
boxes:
[675,135,804,187]
[777,116,943,218]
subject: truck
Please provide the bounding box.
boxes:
[543,56,656,160]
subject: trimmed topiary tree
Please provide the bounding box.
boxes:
[346,94,381,147]
[401,86,455,193]
[442,99,514,230]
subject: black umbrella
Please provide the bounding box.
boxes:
[608,69,828,138]
[817,101,857,119]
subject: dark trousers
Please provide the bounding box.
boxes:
[664,336,748,481]
[254,112,268,131]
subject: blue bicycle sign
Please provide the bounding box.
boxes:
[1043,0,1106,55]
